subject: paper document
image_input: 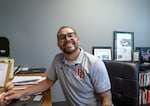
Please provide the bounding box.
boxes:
[12,76,41,83]
[12,76,46,85]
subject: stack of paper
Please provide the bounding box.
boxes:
[11,76,46,90]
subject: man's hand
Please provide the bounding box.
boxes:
[0,92,6,106]
[0,90,25,105]
[0,92,12,106]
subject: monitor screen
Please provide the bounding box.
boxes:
[136,47,150,63]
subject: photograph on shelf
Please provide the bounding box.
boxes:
[113,31,134,61]
[136,47,150,64]
[133,50,140,62]
[92,46,112,61]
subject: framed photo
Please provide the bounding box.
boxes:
[135,47,150,63]
[113,31,134,61]
[0,59,11,87]
[133,50,140,62]
[93,46,112,61]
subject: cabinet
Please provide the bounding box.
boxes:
[139,64,150,106]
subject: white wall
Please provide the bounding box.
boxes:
[0,0,150,102]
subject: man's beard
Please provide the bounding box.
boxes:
[63,46,78,54]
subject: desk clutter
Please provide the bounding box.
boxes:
[1,91,45,106]
[6,76,46,90]
[0,57,47,90]
[14,67,46,74]
[7,94,45,106]
[1,74,47,106]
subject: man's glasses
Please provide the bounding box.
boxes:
[58,32,76,41]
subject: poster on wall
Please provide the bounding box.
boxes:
[113,31,134,61]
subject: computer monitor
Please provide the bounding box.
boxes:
[136,47,150,63]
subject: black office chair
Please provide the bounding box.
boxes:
[104,61,139,106]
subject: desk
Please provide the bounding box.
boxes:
[42,89,52,106]
[0,73,52,106]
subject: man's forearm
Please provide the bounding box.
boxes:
[99,90,113,106]
[24,79,55,96]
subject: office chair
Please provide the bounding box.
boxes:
[104,61,139,106]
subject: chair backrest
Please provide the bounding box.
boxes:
[104,61,139,106]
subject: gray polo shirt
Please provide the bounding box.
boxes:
[46,49,111,106]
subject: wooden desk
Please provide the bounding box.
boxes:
[16,73,52,106]
[0,73,52,106]
[42,89,52,106]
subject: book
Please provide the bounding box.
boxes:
[147,90,150,104]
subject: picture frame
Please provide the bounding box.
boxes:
[133,50,140,62]
[0,59,11,87]
[113,31,134,61]
[135,47,150,63]
[92,46,112,61]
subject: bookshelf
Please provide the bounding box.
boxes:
[139,64,150,106]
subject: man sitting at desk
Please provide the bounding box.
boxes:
[0,26,112,106]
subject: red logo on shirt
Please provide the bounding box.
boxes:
[77,68,84,79]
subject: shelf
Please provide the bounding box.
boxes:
[140,64,150,71]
